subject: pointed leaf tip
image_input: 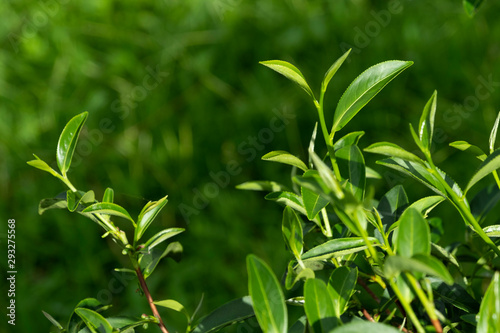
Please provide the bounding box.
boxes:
[260,60,315,100]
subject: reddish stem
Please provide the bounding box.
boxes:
[135,268,169,333]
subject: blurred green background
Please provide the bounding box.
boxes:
[1,0,500,332]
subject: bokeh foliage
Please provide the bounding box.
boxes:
[1,0,500,332]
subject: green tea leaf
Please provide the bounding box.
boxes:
[388,196,445,234]
[247,254,287,333]
[304,279,339,333]
[68,298,109,333]
[192,297,255,333]
[143,228,184,250]
[310,151,343,199]
[39,196,68,215]
[333,131,365,152]
[265,191,307,217]
[322,49,351,93]
[154,299,190,320]
[477,272,500,333]
[377,157,446,196]
[260,60,315,99]
[365,166,382,179]
[75,308,113,333]
[102,188,114,203]
[302,237,379,261]
[294,170,332,201]
[262,150,308,172]
[134,195,168,242]
[490,111,500,153]
[463,0,486,17]
[384,254,453,284]
[483,225,500,237]
[308,123,318,169]
[429,277,479,313]
[329,321,402,333]
[328,266,357,317]
[67,190,95,212]
[285,261,315,290]
[57,112,88,176]
[83,202,135,225]
[450,141,487,161]
[289,316,307,333]
[364,142,423,164]
[42,310,63,329]
[332,60,413,132]
[335,145,366,200]
[396,208,430,257]
[139,241,183,278]
[418,90,437,151]
[236,181,288,192]
[466,149,500,193]
[471,184,500,222]
[282,207,304,260]
[27,154,63,179]
[301,187,329,220]
[377,185,409,228]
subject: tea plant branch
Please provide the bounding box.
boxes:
[404,273,442,333]
[424,155,500,258]
[131,256,169,333]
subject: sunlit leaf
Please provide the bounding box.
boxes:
[282,206,304,260]
[262,150,308,172]
[83,202,135,225]
[135,195,168,242]
[328,266,357,317]
[27,154,63,179]
[322,49,351,93]
[260,60,315,100]
[143,228,184,250]
[75,308,113,333]
[332,60,413,132]
[418,90,437,151]
[463,0,486,17]
[302,237,379,261]
[56,112,88,176]
[450,141,487,161]
[301,187,329,220]
[335,145,366,200]
[236,181,288,192]
[364,142,423,164]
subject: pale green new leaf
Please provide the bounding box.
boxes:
[262,150,308,172]
[450,141,487,161]
[465,149,500,193]
[27,154,63,179]
[260,60,315,100]
[102,188,114,203]
[490,111,500,153]
[265,191,307,217]
[143,228,185,250]
[419,90,437,150]
[135,195,168,242]
[57,112,88,176]
[332,60,413,132]
[236,181,288,192]
[310,151,343,199]
[477,271,500,333]
[364,142,423,164]
[463,0,486,17]
[83,202,135,225]
[247,255,287,333]
[154,299,190,320]
[42,310,63,330]
[321,49,351,93]
[483,225,500,237]
[282,206,304,260]
[332,131,365,152]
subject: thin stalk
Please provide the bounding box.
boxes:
[388,280,424,333]
[132,257,169,333]
[314,97,342,180]
[405,273,442,333]
[321,208,332,237]
[493,170,500,191]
